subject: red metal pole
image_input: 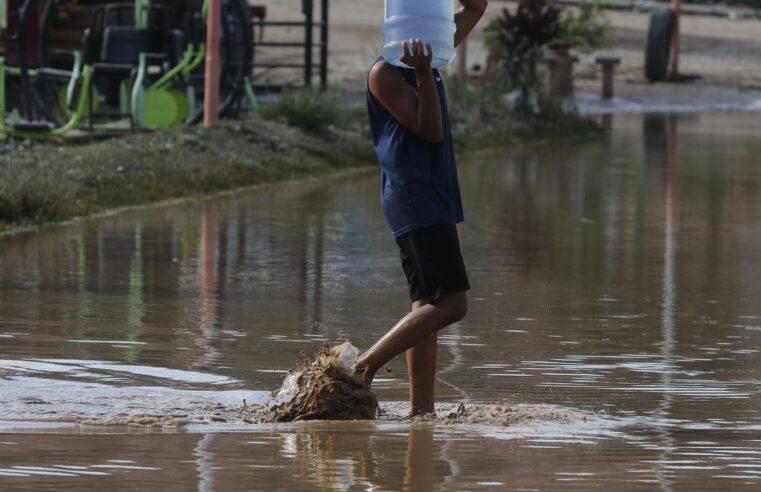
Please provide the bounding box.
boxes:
[670,0,680,80]
[204,0,221,126]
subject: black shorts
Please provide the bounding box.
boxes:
[395,223,470,304]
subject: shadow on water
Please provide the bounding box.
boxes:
[1,112,761,489]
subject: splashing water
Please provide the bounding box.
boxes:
[246,342,379,423]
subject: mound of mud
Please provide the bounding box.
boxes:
[437,402,581,426]
[250,342,378,423]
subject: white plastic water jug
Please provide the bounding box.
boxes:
[382,0,456,69]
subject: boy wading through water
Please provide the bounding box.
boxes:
[353,0,488,416]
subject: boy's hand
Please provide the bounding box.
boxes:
[369,37,443,143]
[400,38,433,69]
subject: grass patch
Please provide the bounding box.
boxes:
[0,86,600,232]
[0,118,375,230]
[445,77,602,152]
[259,90,346,133]
[446,78,513,131]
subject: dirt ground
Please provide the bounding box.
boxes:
[254,0,761,102]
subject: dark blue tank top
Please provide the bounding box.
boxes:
[366,57,464,237]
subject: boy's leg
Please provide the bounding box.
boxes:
[401,223,462,416]
[354,291,466,387]
[406,300,437,416]
[354,223,468,395]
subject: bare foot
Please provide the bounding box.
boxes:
[349,362,373,389]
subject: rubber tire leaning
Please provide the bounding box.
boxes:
[645,8,675,82]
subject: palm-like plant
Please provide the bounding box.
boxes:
[557,1,610,54]
[484,0,562,115]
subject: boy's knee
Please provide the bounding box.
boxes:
[442,292,467,324]
[453,296,468,322]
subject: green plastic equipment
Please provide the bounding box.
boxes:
[132,43,206,129]
[0,53,94,139]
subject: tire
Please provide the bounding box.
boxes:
[219,0,253,117]
[645,8,675,82]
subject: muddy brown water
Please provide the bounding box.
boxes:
[1,112,760,490]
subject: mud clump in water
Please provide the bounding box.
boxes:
[250,342,378,422]
[413,402,581,427]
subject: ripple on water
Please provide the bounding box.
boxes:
[0,460,163,478]
[1,367,629,443]
[0,359,238,385]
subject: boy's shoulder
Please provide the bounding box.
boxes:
[369,60,403,87]
[370,59,415,85]
[370,59,392,75]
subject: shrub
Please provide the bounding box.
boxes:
[260,91,344,133]
[483,0,562,116]
[557,1,610,54]
[446,76,512,129]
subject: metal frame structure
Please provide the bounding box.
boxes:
[1,0,256,137]
[252,0,329,90]
[0,0,330,138]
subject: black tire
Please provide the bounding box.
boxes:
[645,8,675,82]
[218,0,253,117]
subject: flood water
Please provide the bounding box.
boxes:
[1,111,760,490]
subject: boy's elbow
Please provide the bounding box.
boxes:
[468,0,488,15]
[421,128,444,144]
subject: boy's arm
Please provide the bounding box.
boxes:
[454,0,488,47]
[369,39,443,144]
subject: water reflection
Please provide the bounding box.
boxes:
[274,426,447,491]
[645,113,679,491]
[193,210,221,370]
[403,427,438,491]
[195,433,216,492]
